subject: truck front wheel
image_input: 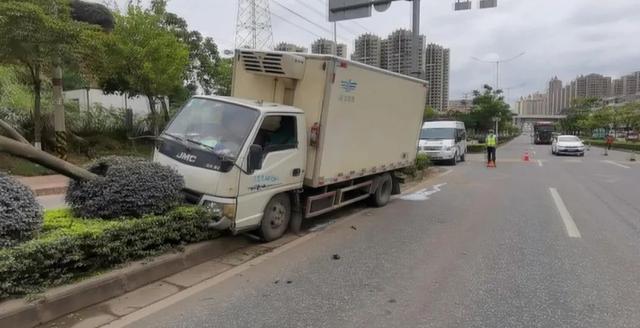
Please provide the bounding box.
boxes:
[260,194,291,242]
[369,173,392,207]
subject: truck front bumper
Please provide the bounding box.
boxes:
[208,216,233,230]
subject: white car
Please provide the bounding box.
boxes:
[552,135,585,156]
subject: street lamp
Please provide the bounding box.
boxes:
[471,52,525,89]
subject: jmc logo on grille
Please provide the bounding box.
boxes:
[176,152,197,163]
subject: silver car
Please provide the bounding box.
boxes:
[552,135,585,156]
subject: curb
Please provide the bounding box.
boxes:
[32,186,68,196]
[0,237,250,328]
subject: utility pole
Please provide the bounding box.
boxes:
[410,0,421,78]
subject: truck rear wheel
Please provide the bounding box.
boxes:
[260,194,291,242]
[369,173,392,207]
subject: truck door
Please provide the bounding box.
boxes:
[235,114,306,231]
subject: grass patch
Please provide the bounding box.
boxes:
[0,206,218,300]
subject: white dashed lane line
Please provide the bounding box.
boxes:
[549,187,582,238]
[602,160,630,169]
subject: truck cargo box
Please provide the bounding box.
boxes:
[232,50,427,188]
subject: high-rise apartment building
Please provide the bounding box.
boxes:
[380,29,426,77]
[274,42,307,53]
[612,78,624,96]
[547,77,563,115]
[425,43,450,111]
[351,34,382,68]
[311,39,347,58]
[515,93,546,115]
[622,72,640,96]
[575,73,611,99]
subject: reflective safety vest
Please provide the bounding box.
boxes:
[486,134,497,147]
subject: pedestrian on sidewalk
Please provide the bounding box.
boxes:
[486,129,498,166]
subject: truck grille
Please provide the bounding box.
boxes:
[182,188,203,204]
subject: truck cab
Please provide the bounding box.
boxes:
[154,96,307,236]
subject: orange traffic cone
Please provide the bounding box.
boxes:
[523,151,530,162]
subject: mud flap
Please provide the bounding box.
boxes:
[289,192,303,235]
[391,171,402,195]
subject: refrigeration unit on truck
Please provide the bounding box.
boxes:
[154,50,428,241]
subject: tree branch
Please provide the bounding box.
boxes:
[0,135,98,181]
[0,119,29,144]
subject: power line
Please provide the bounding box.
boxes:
[270,10,326,40]
[271,0,337,38]
[292,0,360,36]
[309,0,375,35]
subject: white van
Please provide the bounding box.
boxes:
[418,121,467,165]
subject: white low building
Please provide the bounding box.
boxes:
[63,88,168,117]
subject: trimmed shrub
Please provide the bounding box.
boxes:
[467,144,486,153]
[586,139,640,152]
[0,206,218,299]
[415,153,431,171]
[66,156,184,219]
[0,172,43,247]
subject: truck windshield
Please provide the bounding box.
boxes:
[164,98,259,159]
[421,128,455,140]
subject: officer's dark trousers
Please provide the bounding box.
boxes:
[487,147,496,163]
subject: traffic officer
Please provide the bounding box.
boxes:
[486,129,497,165]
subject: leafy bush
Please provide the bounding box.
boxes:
[403,154,431,177]
[66,156,184,219]
[0,206,218,299]
[415,153,431,171]
[0,172,43,247]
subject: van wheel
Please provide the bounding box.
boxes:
[369,173,392,207]
[260,194,291,242]
[460,153,466,162]
[449,152,458,166]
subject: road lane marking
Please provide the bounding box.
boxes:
[400,183,447,201]
[549,188,582,238]
[602,160,630,169]
[537,160,543,167]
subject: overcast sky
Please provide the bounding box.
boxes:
[107,0,640,105]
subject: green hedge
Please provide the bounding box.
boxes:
[586,140,640,152]
[467,135,517,153]
[467,144,487,153]
[403,153,431,177]
[0,206,218,299]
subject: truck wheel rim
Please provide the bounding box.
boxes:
[270,203,286,228]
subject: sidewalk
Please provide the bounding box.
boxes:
[15,175,69,196]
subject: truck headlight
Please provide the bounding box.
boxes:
[202,201,236,219]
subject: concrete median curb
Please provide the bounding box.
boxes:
[0,237,251,328]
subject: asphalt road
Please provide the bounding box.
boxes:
[121,134,640,328]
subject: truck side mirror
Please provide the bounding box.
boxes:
[247,144,263,174]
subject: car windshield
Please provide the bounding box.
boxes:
[164,98,259,159]
[421,128,455,140]
[558,136,580,142]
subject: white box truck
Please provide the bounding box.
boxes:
[154,50,427,240]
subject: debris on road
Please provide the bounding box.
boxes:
[332,254,341,260]
[350,225,357,230]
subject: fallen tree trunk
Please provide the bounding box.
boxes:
[0,119,29,144]
[0,135,97,181]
